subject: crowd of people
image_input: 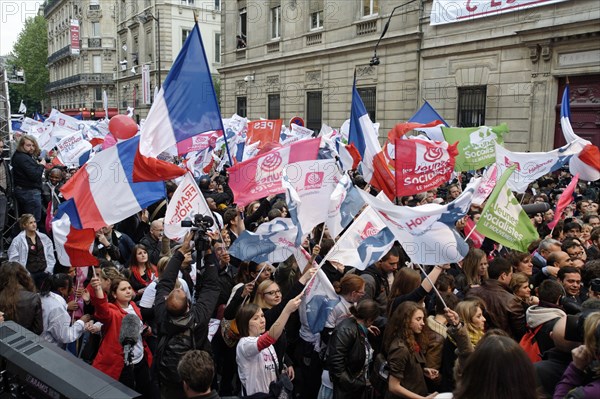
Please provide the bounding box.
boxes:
[0,133,600,399]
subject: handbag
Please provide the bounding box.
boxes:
[267,347,293,399]
[220,318,241,348]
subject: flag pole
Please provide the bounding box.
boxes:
[412,262,448,309]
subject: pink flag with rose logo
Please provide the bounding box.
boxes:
[395,138,458,197]
[228,138,321,206]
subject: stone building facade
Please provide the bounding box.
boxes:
[219,0,600,151]
[45,0,118,118]
[45,0,221,120]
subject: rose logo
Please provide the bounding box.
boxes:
[260,152,282,173]
[360,222,379,239]
[424,146,443,162]
[306,172,321,185]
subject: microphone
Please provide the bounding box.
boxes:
[119,313,140,366]
[521,202,551,216]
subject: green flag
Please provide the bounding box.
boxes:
[476,165,539,252]
[442,123,509,171]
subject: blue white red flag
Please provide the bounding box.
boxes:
[139,23,228,161]
[60,135,185,230]
[349,80,381,182]
[52,199,98,267]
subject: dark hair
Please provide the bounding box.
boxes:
[507,251,531,269]
[108,276,130,302]
[435,292,459,315]
[380,246,400,263]
[267,209,282,220]
[537,279,563,304]
[383,301,427,355]
[223,208,239,226]
[561,238,583,253]
[453,335,538,399]
[177,350,214,393]
[0,262,37,321]
[387,268,421,315]
[128,244,151,268]
[40,273,73,297]
[564,222,582,232]
[591,226,600,243]
[349,299,380,324]
[582,259,600,286]
[435,273,455,293]
[558,266,581,281]
[488,258,512,280]
[236,303,261,338]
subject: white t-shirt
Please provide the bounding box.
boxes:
[138,277,191,308]
[236,336,278,396]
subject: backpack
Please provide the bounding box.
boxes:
[369,352,389,396]
[355,267,384,299]
[519,324,544,363]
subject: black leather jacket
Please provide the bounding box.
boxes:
[327,317,368,399]
[154,250,220,385]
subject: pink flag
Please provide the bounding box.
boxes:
[548,173,579,230]
[394,138,458,197]
[472,164,498,206]
[228,138,321,206]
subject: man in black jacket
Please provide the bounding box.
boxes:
[154,232,221,399]
[11,134,45,224]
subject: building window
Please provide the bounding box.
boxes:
[457,86,487,127]
[238,8,247,48]
[310,10,323,30]
[214,33,221,63]
[237,96,247,118]
[92,55,102,73]
[94,87,102,102]
[306,91,322,132]
[214,0,220,11]
[268,94,280,119]
[182,29,192,47]
[357,87,376,122]
[362,0,379,17]
[91,21,100,37]
[180,0,194,5]
[89,0,100,10]
[270,6,281,40]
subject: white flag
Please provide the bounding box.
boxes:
[164,173,213,242]
[18,100,27,114]
[283,159,340,240]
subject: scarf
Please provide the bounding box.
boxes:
[131,264,156,287]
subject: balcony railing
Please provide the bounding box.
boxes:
[306,32,322,46]
[47,45,71,65]
[88,38,102,48]
[46,73,114,91]
[356,19,377,36]
[266,42,280,53]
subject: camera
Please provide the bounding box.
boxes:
[181,214,214,252]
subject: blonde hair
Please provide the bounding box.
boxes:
[253,279,278,309]
[584,312,600,355]
[509,272,530,294]
[456,298,485,338]
[16,134,40,156]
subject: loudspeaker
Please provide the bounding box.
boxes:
[0,321,140,398]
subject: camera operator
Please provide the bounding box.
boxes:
[154,230,221,399]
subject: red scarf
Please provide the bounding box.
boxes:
[131,264,156,287]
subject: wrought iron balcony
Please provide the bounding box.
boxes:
[47,45,71,65]
[46,73,114,91]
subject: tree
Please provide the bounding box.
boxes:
[10,15,49,114]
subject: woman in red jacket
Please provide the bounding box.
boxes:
[90,275,152,396]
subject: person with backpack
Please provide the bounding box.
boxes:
[522,279,567,363]
[359,247,401,315]
[154,232,221,399]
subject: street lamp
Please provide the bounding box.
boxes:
[137,10,162,89]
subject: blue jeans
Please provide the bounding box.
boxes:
[14,187,42,223]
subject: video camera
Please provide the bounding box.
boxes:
[181,214,214,252]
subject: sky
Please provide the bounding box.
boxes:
[0,0,43,56]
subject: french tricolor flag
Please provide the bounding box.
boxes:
[348,80,381,183]
[60,135,186,230]
[52,199,98,267]
[561,85,600,181]
[139,23,229,161]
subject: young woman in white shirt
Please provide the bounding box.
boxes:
[235,295,302,396]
